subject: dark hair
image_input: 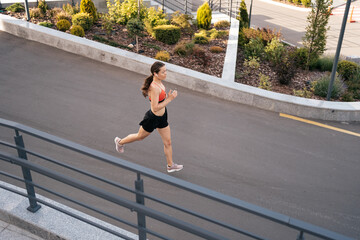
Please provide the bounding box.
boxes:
[141,61,165,97]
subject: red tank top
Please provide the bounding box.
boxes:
[149,81,166,103]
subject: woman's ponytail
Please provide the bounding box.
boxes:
[141,75,153,97]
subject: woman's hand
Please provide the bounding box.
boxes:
[168,89,178,100]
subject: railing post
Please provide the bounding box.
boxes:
[14,130,41,213]
[162,0,164,13]
[185,0,188,14]
[135,173,146,240]
[297,231,305,240]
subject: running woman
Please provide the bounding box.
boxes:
[114,61,183,173]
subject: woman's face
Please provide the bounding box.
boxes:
[155,66,167,80]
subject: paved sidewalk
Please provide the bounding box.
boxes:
[0,219,44,240]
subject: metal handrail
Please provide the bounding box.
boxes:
[0,118,354,240]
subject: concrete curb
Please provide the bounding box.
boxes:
[0,181,138,240]
[1,13,360,121]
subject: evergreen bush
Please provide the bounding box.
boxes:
[196,2,212,30]
[6,3,25,12]
[194,33,209,44]
[155,51,170,62]
[337,60,360,81]
[214,20,230,29]
[70,25,85,37]
[237,0,249,30]
[39,21,53,28]
[56,19,71,32]
[259,74,271,90]
[72,12,93,31]
[56,11,71,21]
[264,38,286,66]
[244,37,264,59]
[30,8,42,18]
[313,74,343,99]
[63,3,80,15]
[118,0,147,25]
[37,0,48,15]
[153,25,181,45]
[301,0,312,7]
[147,7,167,27]
[210,46,224,53]
[314,56,334,72]
[80,0,98,22]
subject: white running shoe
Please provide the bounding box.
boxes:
[114,137,124,153]
[167,163,183,173]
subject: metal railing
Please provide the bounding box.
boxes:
[0,118,355,240]
[152,0,193,14]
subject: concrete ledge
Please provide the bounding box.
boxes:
[1,13,360,121]
[0,181,138,240]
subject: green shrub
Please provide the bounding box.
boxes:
[194,33,209,44]
[80,0,98,22]
[155,51,170,62]
[341,92,354,102]
[38,21,53,28]
[265,38,286,66]
[244,56,260,71]
[313,74,343,99]
[274,53,297,85]
[244,37,264,59]
[56,11,71,21]
[56,19,71,32]
[314,55,334,72]
[6,3,25,12]
[259,74,271,90]
[72,12,93,31]
[63,3,80,15]
[301,0,312,7]
[210,46,224,53]
[238,29,248,48]
[147,7,168,27]
[293,47,309,69]
[237,0,249,30]
[293,88,313,98]
[153,25,181,45]
[337,60,359,81]
[30,8,42,18]
[49,7,63,18]
[37,0,48,15]
[118,0,147,25]
[126,18,145,38]
[70,25,85,37]
[214,20,230,29]
[196,2,212,30]
[207,28,228,39]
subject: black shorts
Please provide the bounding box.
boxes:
[139,108,168,133]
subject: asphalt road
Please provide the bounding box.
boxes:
[0,32,360,239]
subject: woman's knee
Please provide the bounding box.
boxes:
[163,139,172,148]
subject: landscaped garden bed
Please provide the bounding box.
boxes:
[2,0,360,102]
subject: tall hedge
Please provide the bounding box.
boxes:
[153,25,181,45]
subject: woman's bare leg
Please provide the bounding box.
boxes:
[119,126,151,145]
[157,126,173,166]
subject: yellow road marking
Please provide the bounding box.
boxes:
[279,113,360,138]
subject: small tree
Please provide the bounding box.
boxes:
[237,0,249,30]
[302,0,331,69]
[127,18,145,53]
[196,2,212,30]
